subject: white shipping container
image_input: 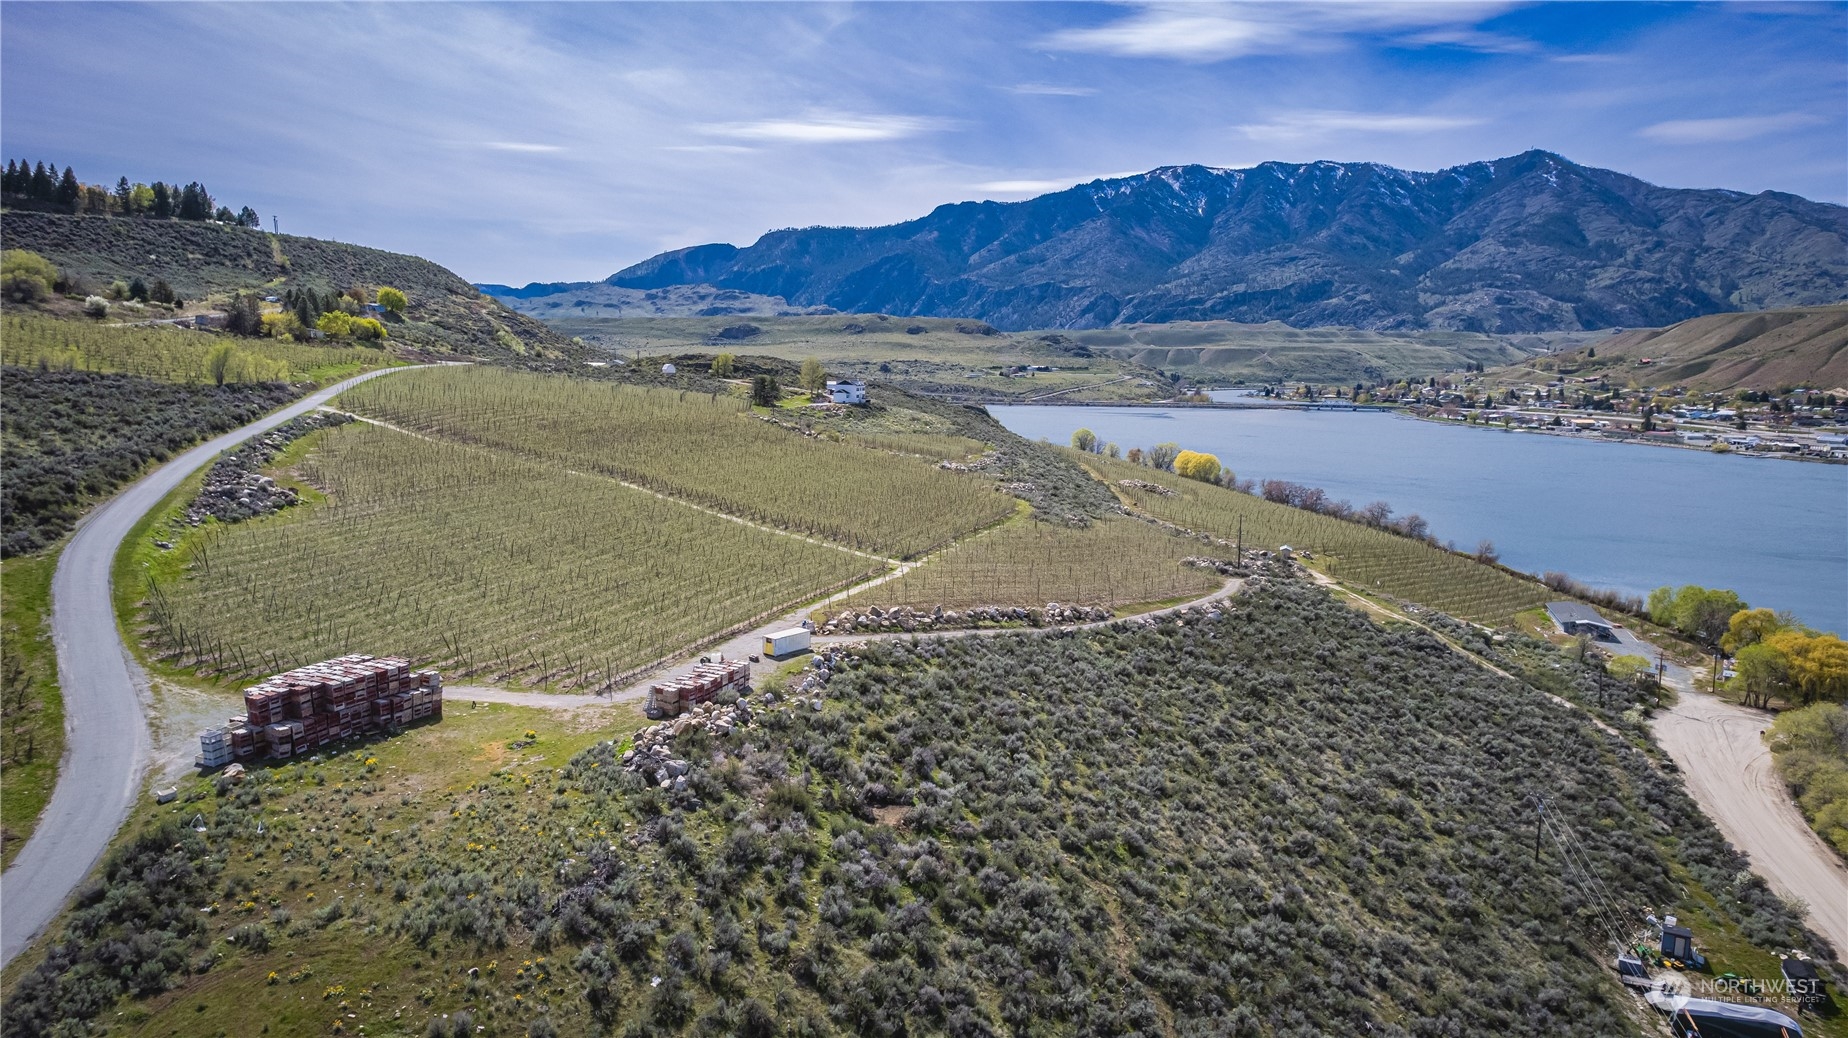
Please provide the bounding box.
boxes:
[763,628,812,658]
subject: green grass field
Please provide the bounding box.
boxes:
[148,421,880,687]
[1077,453,1552,624]
[0,553,65,870]
[337,366,1016,558]
[2,312,389,385]
[829,514,1228,614]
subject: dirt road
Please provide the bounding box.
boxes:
[1653,686,1848,955]
[445,577,1248,714]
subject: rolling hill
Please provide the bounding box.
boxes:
[492,150,1847,335]
[1510,305,1848,393]
[3,211,578,363]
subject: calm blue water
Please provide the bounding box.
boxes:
[990,402,1848,635]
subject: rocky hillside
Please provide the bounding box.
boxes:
[4,211,578,363]
[539,150,1846,334]
[1550,304,1848,393]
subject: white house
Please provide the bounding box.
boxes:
[826,379,867,405]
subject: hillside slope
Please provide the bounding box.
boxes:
[2,212,577,363]
[1552,305,1848,392]
[533,150,1845,334]
[477,280,835,319]
[1060,320,1537,383]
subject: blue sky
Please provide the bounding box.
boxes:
[3,2,1843,285]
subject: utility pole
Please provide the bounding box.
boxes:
[1534,798,1545,865]
[1237,515,1244,561]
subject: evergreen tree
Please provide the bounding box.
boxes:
[224,291,263,335]
[151,182,172,218]
[150,279,175,305]
[750,375,780,407]
[213,205,235,223]
[291,288,319,327]
[30,162,54,200]
[114,177,132,212]
[237,206,259,228]
[56,167,80,210]
[2,160,17,194]
[128,277,149,302]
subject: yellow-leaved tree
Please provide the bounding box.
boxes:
[1173,450,1222,483]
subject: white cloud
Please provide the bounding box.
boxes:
[1638,112,1824,144]
[660,144,756,154]
[1011,83,1099,96]
[702,112,952,143]
[479,141,565,153]
[1045,2,1521,62]
[1399,28,1535,54]
[1236,110,1487,142]
[975,178,1082,194]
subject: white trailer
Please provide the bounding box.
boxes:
[763,627,812,658]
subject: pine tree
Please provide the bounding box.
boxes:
[114,177,132,212]
[178,181,213,220]
[151,182,172,219]
[2,160,17,194]
[56,167,80,210]
[30,161,54,200]
[237,206,259,228]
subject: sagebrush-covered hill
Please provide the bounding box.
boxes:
[3,211,578,363]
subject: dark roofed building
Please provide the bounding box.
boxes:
[1546,601,1617,641]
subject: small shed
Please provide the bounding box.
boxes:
[1780,957,1825,1011]
[1546,601,1616,641]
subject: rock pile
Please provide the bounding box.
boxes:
[818,601,1112,634]
[619,647,856,795]
[1183,555,1252,577]
[1117,479,1177,497]
[621,698,756,792]
[185,411,353,525]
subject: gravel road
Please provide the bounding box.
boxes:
[0,364,437,968]
[1653,684,1848,956]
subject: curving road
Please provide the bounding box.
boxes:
[1652,680,1848,957]
[1,364,437,968]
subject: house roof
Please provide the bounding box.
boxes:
[1546,601,1613,628]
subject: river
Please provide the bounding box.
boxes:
[989,402,1848,635]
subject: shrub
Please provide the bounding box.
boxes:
[376,286,408,313]
[1,248,57,303]
[82,295,109,318]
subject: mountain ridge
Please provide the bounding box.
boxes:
[488,150,1848,334]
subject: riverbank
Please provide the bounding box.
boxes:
[990,402,1848,636]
